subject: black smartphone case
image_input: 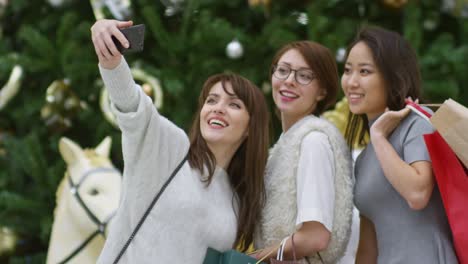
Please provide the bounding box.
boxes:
[112,24,145,54]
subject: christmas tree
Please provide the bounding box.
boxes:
[1,0,467,262]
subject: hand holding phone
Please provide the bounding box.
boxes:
[112,24,146,54]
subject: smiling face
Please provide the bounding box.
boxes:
[200,81,250,151]
[341,41,388,120]
[272,49,326,127]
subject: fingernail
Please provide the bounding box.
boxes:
[124,42,129,48]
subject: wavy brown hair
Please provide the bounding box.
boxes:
[343,26,422,150]
[188,73,269,251]
[270,41,339,116]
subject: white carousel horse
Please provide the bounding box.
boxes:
[46,136,122,264]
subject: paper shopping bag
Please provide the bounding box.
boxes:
[424,131,468,264]
[430,99,468,168]
[203,247,263,264]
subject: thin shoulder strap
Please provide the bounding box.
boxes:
[112,153,189,264]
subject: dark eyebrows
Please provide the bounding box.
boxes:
[344,62,375,68]
[277,62,291,67]
[358,63,375,67]
[207,93,240,99]
[277,62,312,72]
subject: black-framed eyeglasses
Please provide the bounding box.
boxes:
[272,64,315,85]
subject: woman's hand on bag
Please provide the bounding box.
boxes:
[370,107,410,140]
[90,19,133,69]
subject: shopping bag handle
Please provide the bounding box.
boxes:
[254,240,283,264]
[405,100,433,122]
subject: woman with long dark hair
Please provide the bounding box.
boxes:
[342,26,457,263]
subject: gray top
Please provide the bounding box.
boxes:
[354,110,458,264]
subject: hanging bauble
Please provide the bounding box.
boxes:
[423,19,437,31]
[0,226,17,257]
[463,4,468,18]
[0,65,23,111]
[335,47,346,63]
[248,0,271,8]
[441,0,468,18]
[100,68,163,128]
[161,0,185,16]
[381,0,408,9]
[90,0,132,20]
[296,12,308,25]
[47,0,72,7]
[261,81,271,95]
[422,10,439,31]
[40,79,87,133]
[226,39,244,60]
[0,0,8,19]
[442,0,456,13]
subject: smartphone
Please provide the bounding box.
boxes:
[112,24,145,54]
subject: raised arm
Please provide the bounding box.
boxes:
[91,19,139,113]
[90,19,189,183]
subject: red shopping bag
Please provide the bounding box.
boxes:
[424,131,468,264]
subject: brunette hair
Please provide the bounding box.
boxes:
[343,26,422,150]
[187,73,269,251]
[270,41,339,116]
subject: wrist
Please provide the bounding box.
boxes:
[370,131,386,143]
[99,56,122,70]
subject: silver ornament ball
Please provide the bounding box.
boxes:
[336,48,346,63]
[47,0,71,7]
[226,40,244,59]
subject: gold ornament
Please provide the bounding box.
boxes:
[323,97,369,148]
[100,67,163,128]
[0,226,17,257]
[261,81,271,94]
[248,0,271,7]
[0,65,23,110]
[41,80,87,133]
[322,97,350,136]
[382,0,408,9]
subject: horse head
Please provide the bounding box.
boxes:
[47,136,122,264]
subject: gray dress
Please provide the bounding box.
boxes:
[354,111,458,264]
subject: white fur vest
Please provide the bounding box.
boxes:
[256,115,354,263]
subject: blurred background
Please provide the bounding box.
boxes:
[0,0,467,263]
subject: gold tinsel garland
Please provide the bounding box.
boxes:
[100,67,163,128]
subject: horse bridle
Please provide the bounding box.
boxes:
[58,167,121,264]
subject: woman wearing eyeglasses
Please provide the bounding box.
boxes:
[253,41,354,263]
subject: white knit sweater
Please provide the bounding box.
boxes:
[96,58,238,263]
[256,115,354,264]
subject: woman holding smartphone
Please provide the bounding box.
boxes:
[91,19,270,263]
